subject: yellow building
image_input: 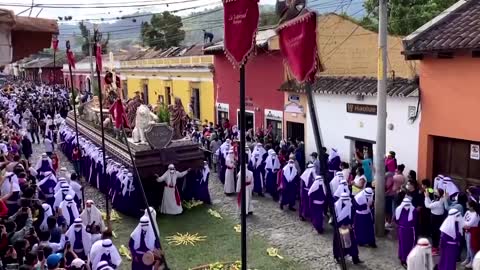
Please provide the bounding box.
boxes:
[118,45,215,122]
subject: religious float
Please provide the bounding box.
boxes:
[66,75,204,215]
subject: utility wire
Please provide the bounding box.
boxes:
[58,0,361,35]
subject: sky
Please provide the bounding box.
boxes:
[2,0,275,22]
[3,0,364,23]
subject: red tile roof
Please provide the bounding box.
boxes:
[280,76,419,97]
[403,0,480,54]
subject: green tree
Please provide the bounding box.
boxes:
[259,11,279,27]
[78,22,111,55]
[141,11,185,49]
[361,0,457,35]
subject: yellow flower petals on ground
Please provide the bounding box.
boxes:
[208,209,223,219]
[267,247,284,259]
[165,232,207,246]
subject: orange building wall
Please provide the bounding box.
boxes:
[418,53,480,179]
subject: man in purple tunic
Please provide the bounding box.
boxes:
[327,148,341,180]
[308,175,326,233]
[35,153,54,179]
[438,208,462,270]
[280,159,298,211]
[353,187,376,247]
[38,171,57,208]
[333,192,362,264]
[129,216,160,270]
[299,163,315,221]
[194,161,211,204]
[395,197,418,267]
[264,149,280,201]
[248,152,264,196]
[65,218,91,260]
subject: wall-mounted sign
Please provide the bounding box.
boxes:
[408,106,417,119]
[285,102,304,114]
[265,109,283,120]
[346,103,377,115]
[216,102,229,112]
[471,144,480,160]
[288,94,300,103]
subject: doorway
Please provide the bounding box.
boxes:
[433,136,480,188]
[142,83,149,104]
[237,111,254,131]
[87,78,91,93]
[286,121,304,142]
[266,118,282,141]
[354,140,374,161]
[217,111,228,125]
[165,87,172,105]
[191,88,200,119]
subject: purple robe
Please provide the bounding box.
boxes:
[438,223,460,270]
[39,178,56,208]
[37,160,54,178]
[327,156,341,180]
[280,170,297,208]
[299,174,314,220]
[265,167,279,200]
[72,230,87,260]
[248,159,263,195]
[396,208,417,263]
[353,202,375,246]
[309,185,325,233]
[128,233,160,270]
[194,170,211,204]
[219,154,226,184]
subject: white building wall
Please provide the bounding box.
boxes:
[305,94,420,174]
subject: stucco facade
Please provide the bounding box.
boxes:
[213,50,285,134]
[417,54,480,183]
[120,55,215,123]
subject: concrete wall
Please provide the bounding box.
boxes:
[305,94,420,174]
[418,54,480,179]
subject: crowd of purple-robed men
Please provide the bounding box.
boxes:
[210,134,480,269]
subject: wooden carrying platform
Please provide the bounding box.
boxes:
[66,112,204,208]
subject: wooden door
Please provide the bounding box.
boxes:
[433,136,480,189]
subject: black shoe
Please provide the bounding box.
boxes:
[258,193,265,197]
[369,243,377,248]
[352,257,363,265]
[300,216,306,221]
[401,262,407,269]
[335,258,341,264]
[280,205,284,210]
[289,207,296,211]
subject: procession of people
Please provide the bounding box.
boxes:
[0,81,171,270]
[0,78,479,270]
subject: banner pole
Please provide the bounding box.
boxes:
[93,36,111,228]
[119,123,169,269]
[239,65,247,270]
[305,82,347,270]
